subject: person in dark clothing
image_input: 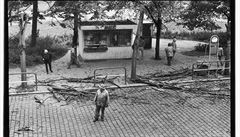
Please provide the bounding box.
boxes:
[165,43,174,66]
[217,46,224,67]
[138,36,145,60]
[42,49,53,74]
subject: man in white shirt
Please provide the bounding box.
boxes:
[172,37,177,58]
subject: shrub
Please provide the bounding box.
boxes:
[9,35,69,67]
[8,35,21,65]
[194,43,209,52]
[217,32,228,47]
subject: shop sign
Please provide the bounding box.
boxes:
[209,35,219,61]
[95,25,116,30]
[104,25,116,30]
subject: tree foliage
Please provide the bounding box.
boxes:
[46,1,106,29]
[8,1,31,23]
[177,1,230,31]
[140,1,183,59]
[8,1,45,23]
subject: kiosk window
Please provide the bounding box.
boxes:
[83,29,132,52]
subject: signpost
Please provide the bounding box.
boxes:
[209,35,219,62]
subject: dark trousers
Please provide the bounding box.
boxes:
[138,47,144,60]
[173,50,176,57]
[218,56,223,66]
[94,105,105,120]
[44,61,52,74]
[167,56,173,66]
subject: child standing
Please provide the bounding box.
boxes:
[165,43,174,66]
[93,84,110,122]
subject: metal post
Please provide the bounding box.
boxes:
[124,67,127,85]
[192,64,194,80]
[34,73,38,91]
[94,70,96,87]
[209,42,211,62]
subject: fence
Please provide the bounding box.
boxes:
[93,67,127,86]
[9,72,38,91]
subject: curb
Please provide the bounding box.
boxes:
[9,83,149,96]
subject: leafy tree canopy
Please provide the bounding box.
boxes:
[177,1,230,31]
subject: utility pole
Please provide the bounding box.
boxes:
[19,13,28,88]
[131,8,144,80]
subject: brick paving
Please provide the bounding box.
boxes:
[9,87,230,137]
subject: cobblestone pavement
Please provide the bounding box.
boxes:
[9,87,230,137]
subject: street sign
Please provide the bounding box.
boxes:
[209,35,219,61]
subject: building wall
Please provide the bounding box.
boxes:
[78,24,137,60]
[81,47,133,60]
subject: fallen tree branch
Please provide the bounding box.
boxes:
[47,88,62,102]
[38,78,68,83]
[169,77,230,84]
[134,77,182,90]
[141,67,191,79]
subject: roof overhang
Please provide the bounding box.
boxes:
[79,19,136,26]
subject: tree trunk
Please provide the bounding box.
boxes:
[131,9,144,80]
[224,40,230,75]
[68,10,81,68]
[155,18,161,59]
[19,14,28,88]
[73,11,78,56]
[224,21,231,75]
[31,1,38,47]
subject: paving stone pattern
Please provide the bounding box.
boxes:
[9,87,230,137]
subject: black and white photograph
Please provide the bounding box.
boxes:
[6,0,235,136]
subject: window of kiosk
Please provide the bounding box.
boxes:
[83,29,132,52]
[83,30,108,52]
[117,30,132,47]
[109,30,132,47]
[84,31,108,47]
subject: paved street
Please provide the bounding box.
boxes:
[9,87,230,137]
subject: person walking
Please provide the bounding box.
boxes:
[217,46,224,67]
[172,37,177,58]
[93,84,110,122]
[138,36,145,60]
[165,43,174,66]
[42,49,53,74]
